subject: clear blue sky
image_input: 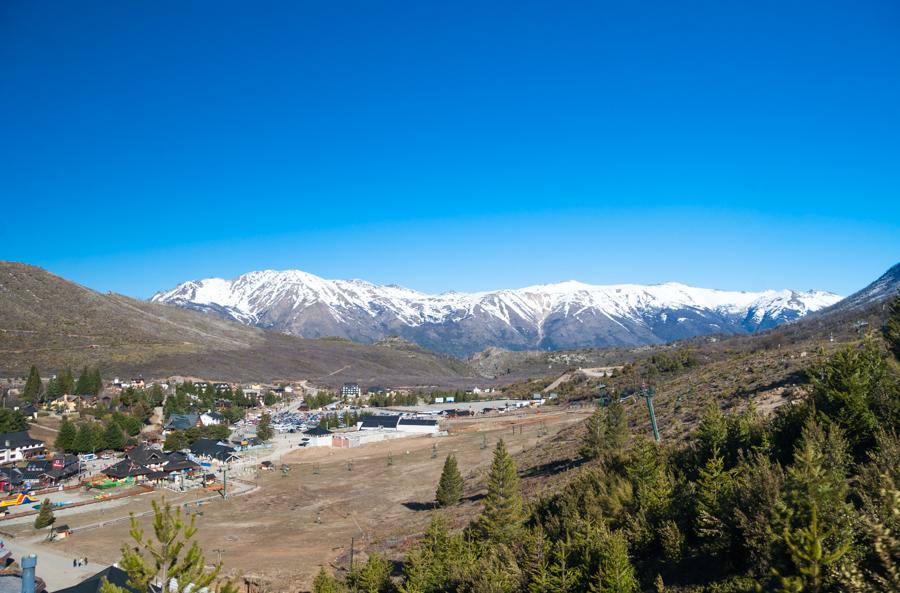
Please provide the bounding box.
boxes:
[1,1,898,298]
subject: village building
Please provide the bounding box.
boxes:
[199,410,225,426]
[302,425,333,447]
[189,438,239,462]
[0,431,45,464]
[164,413,202,432]
[341,383,361,398]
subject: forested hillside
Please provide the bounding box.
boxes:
[315,298,900,593]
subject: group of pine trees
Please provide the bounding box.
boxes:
[21,364,103,403]
[312,299,900,593]
[55,415,138,453]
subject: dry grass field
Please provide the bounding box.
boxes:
[13,407,590,591]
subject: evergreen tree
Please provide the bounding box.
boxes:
[73,423,94,453]
[256,412,273,441]
[435,454,463,507]
[581,400,629,462]
[90,367,103,395]
[694,446,734,553]
[104,422,126,450]
[0,409,27,433]
[59,367,75,395]
[75,366,92,396]
[624,438,673,520]
[529,536,582,593]
[99,499,237,593]
[45,376,62,400]
[884,296,900,360]
[769,422,854,593]
[355,553,391,593]
[313,567,347,593]
[581,406,608,461]
[810,339,885,458]
[164,431,189,452]
[34,498,55,529]
[55,417,77,451]
[593,530,638,593]
[775,504,849,593]
[400,514,475,593]
[22,365,42,402]
[696,401,727,463]
[472,439,524,544]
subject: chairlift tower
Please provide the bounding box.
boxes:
[643,385,661,442]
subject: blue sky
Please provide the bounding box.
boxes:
[1,1,898,298]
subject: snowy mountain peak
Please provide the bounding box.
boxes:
[152,269,844,356]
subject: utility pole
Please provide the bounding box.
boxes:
[643,385,660,442]
[222,465,228,499]
[349,537,355,588]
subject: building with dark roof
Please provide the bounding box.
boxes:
[164,413,201,431]
[0,431,45,464]
[189,439,238,462]
[303,425,333,447]
[357,415,402,430]
[51,565,139,593]
[103,459,151,479]
[125,445,169,468]
[397,417,440,434]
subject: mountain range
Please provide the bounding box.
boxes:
[0,262,475,385]
[153,270,845,356]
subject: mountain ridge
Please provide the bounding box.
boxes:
[153,269,843,355]
[0,262,477,386]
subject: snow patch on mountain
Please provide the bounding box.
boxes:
[152,269,844,355]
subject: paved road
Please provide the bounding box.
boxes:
[4,534,103,591]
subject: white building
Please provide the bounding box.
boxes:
[0,431,45,464]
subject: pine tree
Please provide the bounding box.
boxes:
[581,400,629,462]
[164,431,189,452]
[313,567,347,593]
[99,499,237,593]
[694,446,734,552]
[59,367,75,395]
[810,338,884,458]
[697,401,727,463]
[775,504,850,593]
[769,422,854,593]
[581,406,608,461]
[884,296,900,360]
[529,536,582,593]
[400,514,476,593]
[45,376,62,400]
[22,365,42,402]
[75,366,92,395]
[472,439,524,544]
[436,454,463,507]
[34,498,55,529]
[104,422,126,450]
[73,423,94,453]
[256,412,273,441]
[593,530,637,593]
[55,418,77,451]
[90,367,103,395]
[355,553,391,593]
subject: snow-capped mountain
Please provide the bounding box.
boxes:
[152,270,843,356]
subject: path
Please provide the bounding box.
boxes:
[4,534,103,591]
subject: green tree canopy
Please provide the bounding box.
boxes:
[22,365,42,402]
[100,499,236,593]
[256,412,273,441]
[34,498,55,529]
[55,417,77,451]
[471,439,524,544]
[436,454,464,507]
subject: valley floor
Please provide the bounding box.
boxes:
[4,407,590,591]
